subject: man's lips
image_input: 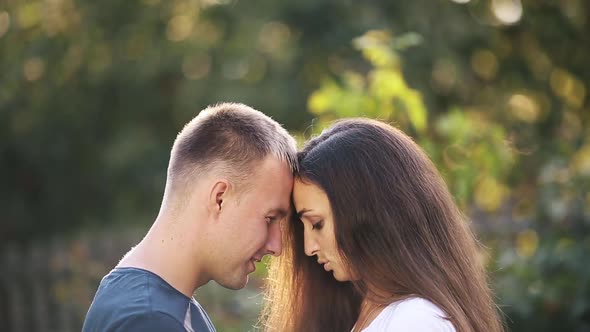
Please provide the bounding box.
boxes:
[248,257,262,273]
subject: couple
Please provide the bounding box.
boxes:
[82,103,503,332]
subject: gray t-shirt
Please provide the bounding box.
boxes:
[82,267,216,332]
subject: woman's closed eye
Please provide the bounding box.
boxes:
[312,220,324,230]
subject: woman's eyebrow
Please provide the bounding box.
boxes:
[297,208,312,219]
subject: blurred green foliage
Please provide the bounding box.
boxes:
[1,0,589,331]
[307,27,590,331]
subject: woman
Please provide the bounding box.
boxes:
[261,119,504,331]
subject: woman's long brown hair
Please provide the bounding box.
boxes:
[260,119,504,332]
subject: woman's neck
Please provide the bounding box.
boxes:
[352,299,387,332]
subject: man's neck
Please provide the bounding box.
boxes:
[117,221,209,297]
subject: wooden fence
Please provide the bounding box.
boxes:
[0,226,264,332]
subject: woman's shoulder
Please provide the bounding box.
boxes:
[364,297,456,331]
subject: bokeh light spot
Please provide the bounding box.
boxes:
[471,49,499,80]
[182,54,211,80]
[167,15,194,42]
[0,11,10,38]
[508,94,539,123]
[516,229,539,258]
[23,57,46,81]
[492,0,523,25]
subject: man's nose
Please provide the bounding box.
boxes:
[265,221,283,256]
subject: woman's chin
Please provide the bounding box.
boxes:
[331,270,352,282]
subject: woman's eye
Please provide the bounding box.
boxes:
[266,216,276,224]
[312,221,324,230]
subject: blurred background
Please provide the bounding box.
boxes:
[1,0,589,331]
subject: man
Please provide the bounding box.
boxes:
[82,103,297,331]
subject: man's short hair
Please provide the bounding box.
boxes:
[166,102,297,199]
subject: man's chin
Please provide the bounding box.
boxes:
[217,274,248,290]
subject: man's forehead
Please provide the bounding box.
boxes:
[266,191,291,212]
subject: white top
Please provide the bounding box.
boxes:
[358,297,456,332]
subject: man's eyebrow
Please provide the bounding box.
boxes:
[297,208,312,219]
[269,208,289,218]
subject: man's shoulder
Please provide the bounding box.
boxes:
[89,267,155,310]
[115,311,186,331]
[83,310,185,332]
[82,268,189,332]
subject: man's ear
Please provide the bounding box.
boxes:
[208,179,230,218]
